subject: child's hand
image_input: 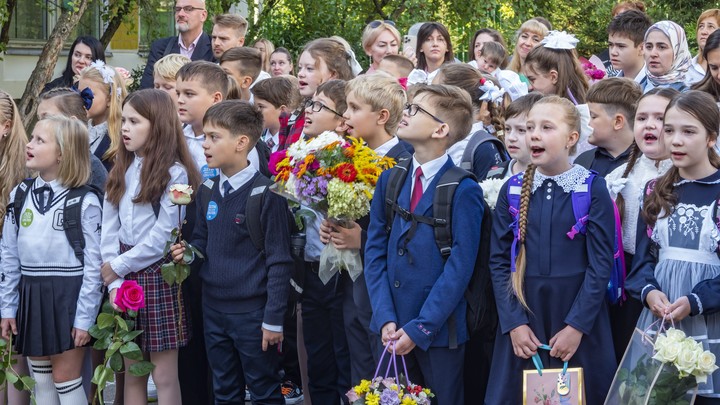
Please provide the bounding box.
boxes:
[108,288,122,312]
[170,243,186,264]
[72,328,90,347]
[381,322,397,345]
[646,290,671,318]
[261,328,283,351]
[391,328,416,356]
[668,296,692,322]
[329,221,361,250]
[549,325,583,362]
[101,262,119,286]
[319,220,333,245]
[509,324,541,359]
[0,318,16,341]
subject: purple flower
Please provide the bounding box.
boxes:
[380,388,401,405]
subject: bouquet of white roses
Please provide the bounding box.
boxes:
[478,178,506,210]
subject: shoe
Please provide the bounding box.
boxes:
[245,386,250,401]
[281,381,304,404]
[147,375,158,402]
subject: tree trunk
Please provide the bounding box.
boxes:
[99,0,135,49]
[18,0,90,127]
[0,0,17,49]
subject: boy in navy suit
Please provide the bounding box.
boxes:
[364,84,483,404]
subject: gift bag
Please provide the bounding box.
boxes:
[605,326,698,405]
[523,344,586,405]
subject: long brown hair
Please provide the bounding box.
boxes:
[0,90,28,232]
[105,89,200,206]
[525,45,589,104]
[642,90,720,227]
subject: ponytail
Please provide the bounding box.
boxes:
[512,164,536,310]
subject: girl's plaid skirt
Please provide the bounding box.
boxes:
[119,243,190,352]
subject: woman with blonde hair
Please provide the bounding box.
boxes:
[508,19,549,77]
[361,20,401,73]
[687,9,720,85]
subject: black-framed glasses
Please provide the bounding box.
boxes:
[369,20,396,28]
[305,100,343,118]
[405,103,444,124]
[174,6,205,13]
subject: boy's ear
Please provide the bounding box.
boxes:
[279,104,289,114]
[549,70,559,85]
[212,91,223,104]
[336,119,350,134]
[241,76,253,90]
[430,122,450,139]
[613,113,626,131]
[235,134,250,152]
[376,108,390,127]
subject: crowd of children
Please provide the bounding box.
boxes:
[2,2,720,405]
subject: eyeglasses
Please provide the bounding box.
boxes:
[305,100,343,117]
[174,6,205,13]
[404,103,444,124]
[368,20,396,28]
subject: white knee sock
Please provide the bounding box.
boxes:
[29,359,59,405]
[55,376,85,405]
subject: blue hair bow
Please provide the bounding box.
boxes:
[72,86,94,110]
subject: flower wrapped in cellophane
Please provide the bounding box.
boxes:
[270,131,395,284]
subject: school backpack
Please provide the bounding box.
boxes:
[383,158,498,347]
[460,129,510,175]
[12,179,101,266]
[506,171,627,304]
[482,160,512,181]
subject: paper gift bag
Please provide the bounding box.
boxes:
[523,367,585,405]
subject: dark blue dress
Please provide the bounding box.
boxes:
[485,165,616,405]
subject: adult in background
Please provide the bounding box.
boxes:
[361,20,401,74]
[43,36,105,92]
[140,0,214,89]
[686,9,720,86]
[254,38,275,73]
[468,28,508,70]
[407,22,454,85]
[507,19,548,81]
[211,14,247,60]
[639,20,691,93]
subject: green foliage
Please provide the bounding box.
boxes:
[0,336,36,404]
[616,354,697,404]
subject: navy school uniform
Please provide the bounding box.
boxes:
[485,165,616,405]
[574,145,632,177]
[364,155,483,404]
[342,139,412,385]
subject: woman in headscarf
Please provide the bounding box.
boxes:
[640,20,692,93]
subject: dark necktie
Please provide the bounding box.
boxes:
[223,180,233,197]
[33,185,53,214]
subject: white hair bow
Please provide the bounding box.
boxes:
[479,79,505,105]
[541,31,579,50]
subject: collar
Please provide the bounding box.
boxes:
[178,31,203,53]
[596,145,632,161]
[673,169,720,187]
[532,164,592,194]
[219,164,258,195]
[183,124,204,140]
[133,155,144,169]
[374,137,399,157]
[249,71,272,89]
[412,153,449,181]
[34,176,62,193]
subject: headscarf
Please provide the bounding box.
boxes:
[644,21,692,86]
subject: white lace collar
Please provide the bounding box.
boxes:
[673,170,720,187]
[532,164,592,193]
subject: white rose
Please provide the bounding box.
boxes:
[654,334,669,351]
[675,342,700,376]
[666,328,686,343]
[698,351,719,375]
[653,339,681,363]
[169,184,193,205]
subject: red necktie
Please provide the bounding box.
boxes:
[410,167,423,213]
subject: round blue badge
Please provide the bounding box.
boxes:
[201,165,220,180]
[206,201,219,220]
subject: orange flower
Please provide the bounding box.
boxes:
[336,162,357,183]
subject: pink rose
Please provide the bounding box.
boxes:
[114,280,145,312]
[268,150,287,175]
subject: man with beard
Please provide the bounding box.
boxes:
[140,0,215,89]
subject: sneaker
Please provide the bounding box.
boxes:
[281,381,304,404]
[245,386,250,401]
[147,375,158,402]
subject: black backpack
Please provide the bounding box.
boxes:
[460,129,509,175]
[12,179,101,266]
[383,159,498,347]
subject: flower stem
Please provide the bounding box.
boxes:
[177,285,184,342]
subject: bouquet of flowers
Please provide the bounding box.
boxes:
[347,377,434,405]
[478,178,506,210]
[607,326,717,405]
[579,57,605,84]
[270,131,395,284]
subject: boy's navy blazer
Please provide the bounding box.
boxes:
[140,32,216,89]
[364,156,483,351]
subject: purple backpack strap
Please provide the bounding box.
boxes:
[567,173,596,239]
[506,173,524,272]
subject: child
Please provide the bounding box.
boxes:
[604,87,677,363]
[176,61,265,179]
[280,38,355,151]
[0,90,30,405]
[523,31,590,103]
[153,53,191,108]
[434,64,508,179]
[101,89,201,404]
[38,88,108,193]
[219,47,263,102]
[1,116,103,405]
[575,78,641,176]
[377,54,414,81]
[270,47,294,77]
[628,90,720,401]
[607,10,653,82]
[364,84,482,404]
[483,93,543,180]
[169,100,294,404]
[77,61,127,171]
[251,76,301,153]
[486,96,616,404]
[210,14,247,59]
[640,21,691,93]
[476,41,506,74]
[319,73,410,386]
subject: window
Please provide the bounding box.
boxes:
[9,0,103,42]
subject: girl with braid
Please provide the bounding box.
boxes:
[485,96,617,405]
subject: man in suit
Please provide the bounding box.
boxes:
[140,0,215,89]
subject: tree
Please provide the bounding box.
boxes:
[18,0,91,126]
[99,0,137,48]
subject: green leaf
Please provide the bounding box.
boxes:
[122,330,143,342]
[120,342,143,361]
[12,378,23,391]
[93,335,111,350]
[107,341,123,358]
[6,371,18,384]
[182,247,193,264]
[188,242,204,259]
[97,313,114,330]
[109,351,123,372]
[128,360,155,377]
[0,338,7,348]
[21,376,35,390]
[163,240,172,257]
[161,263,177,285]
[0,370,6,386]
[91,365,105,385]
[101,366,115,384]
[125,319,136,330]
[176,263,191,284]
[102,299,115,314]
[115,315,129,331]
